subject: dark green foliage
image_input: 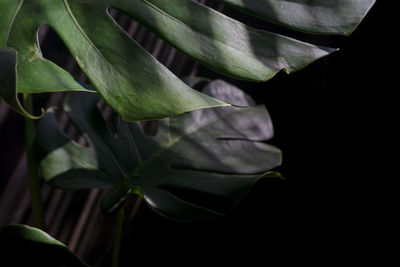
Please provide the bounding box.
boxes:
[0,0,375,120]
[36,80,282,221]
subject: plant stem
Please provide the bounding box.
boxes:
[112,208,125,267]
[23,94,45,230]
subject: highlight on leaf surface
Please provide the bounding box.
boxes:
[214,0,376,35]
[0,0,375,120]
[35,79,282,221]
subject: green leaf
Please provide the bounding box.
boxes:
[0,224,89,267]
[0,47,43,118]
[1,0,228,121]
[215,0,376,35]
[36,80,282,221]
[1,0,374,120]
[113,0,335,81]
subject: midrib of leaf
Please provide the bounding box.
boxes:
[62,0,127,88]
[61,1,136,178]
[62,0,102,57]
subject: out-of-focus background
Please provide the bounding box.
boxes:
[0,1,387,265]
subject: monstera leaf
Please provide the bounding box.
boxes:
[215,0,375,35]
[0,224,88,267]
[36,80,282,221]
[0,0,375,120]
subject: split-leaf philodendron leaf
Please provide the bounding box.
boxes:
[36,80,282,221]
[0,224,89,267]
[215,0,375,35]
[0,0,375,120]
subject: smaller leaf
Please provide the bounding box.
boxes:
[36,79,282,221]
[0,224,89,267]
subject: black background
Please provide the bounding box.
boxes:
[119,1,388,265]
[0,1,389,265]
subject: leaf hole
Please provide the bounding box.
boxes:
[37,25,91,84]
[106,7,199,76]
[140,121,158,136]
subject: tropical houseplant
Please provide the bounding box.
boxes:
[0,0,375,266]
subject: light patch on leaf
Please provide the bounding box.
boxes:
[75,56,84,68]
[28,44,42,62]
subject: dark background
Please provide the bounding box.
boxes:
[119,1,387,265]
[0,1,388,265]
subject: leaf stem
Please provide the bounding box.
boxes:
[23,94,45,230]
[112,208,125,267]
